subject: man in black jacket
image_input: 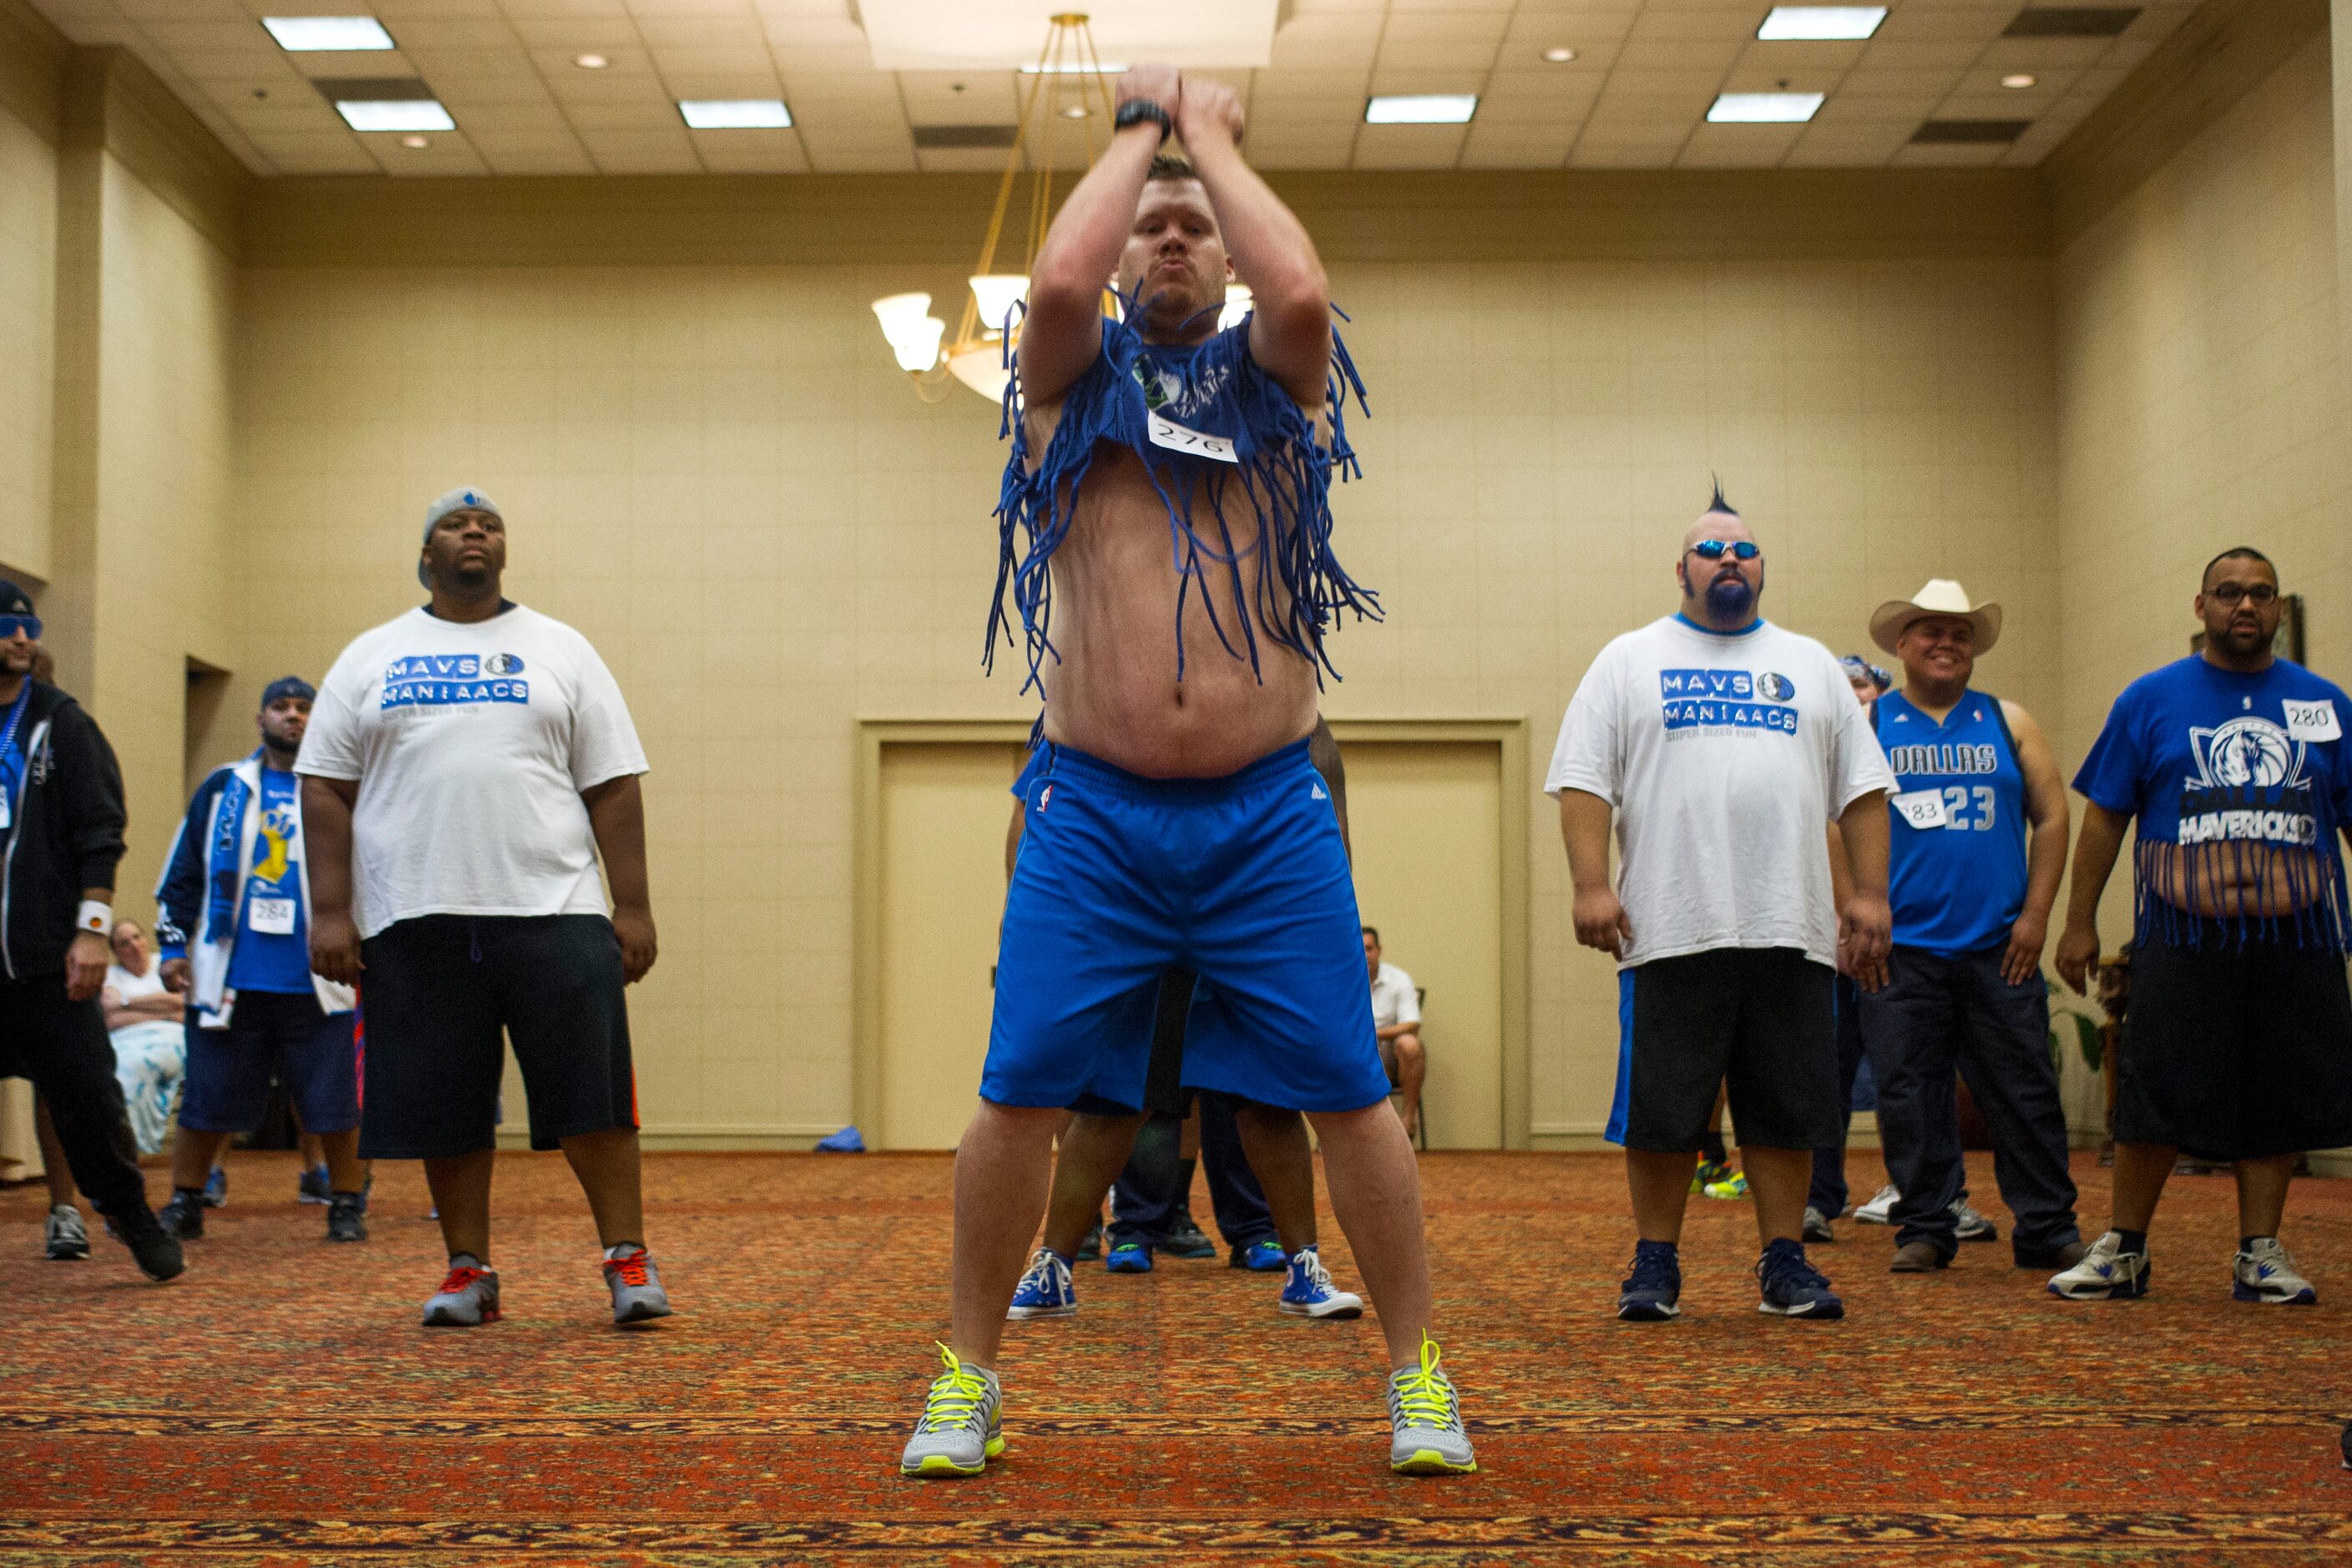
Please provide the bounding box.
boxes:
[0,583,180,1280]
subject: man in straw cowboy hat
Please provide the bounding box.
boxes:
[1856,580,2084,1275]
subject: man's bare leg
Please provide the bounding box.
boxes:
[2233,1152,2296,1239]
[1388,1031,1425,1141]
[559,1126,647,1248]
[1039,1111,1145,1256]
[950,1100,1061,1370]
[1235,1102,1318,1251]
[425,1149,496,1259]
[2107,1141,2175,1232]
[1740,1146,1810,1247]
[170,1126,233,1193]
[1306,1101,1429,1368]
[1628,1148,1696,1243]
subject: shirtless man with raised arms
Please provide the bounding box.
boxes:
[898,65,1473,1479]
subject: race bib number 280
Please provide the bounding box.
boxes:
[2284,699,2341,742]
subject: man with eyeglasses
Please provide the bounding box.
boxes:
[1549,484,1894,1322]
[2052,547,2352,1305]
[0,581,183,1281]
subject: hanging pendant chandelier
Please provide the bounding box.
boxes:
[871,13,1119,405]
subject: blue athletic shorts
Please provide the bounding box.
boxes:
[180,990,360,1136]
[986,737,1388,1115]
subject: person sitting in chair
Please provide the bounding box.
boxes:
[1364,927,1424,1141]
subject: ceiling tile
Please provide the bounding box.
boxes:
[896,71,1021,124]
[690,127,810,171]
[446,102,569,129]
[564,99,685,130]
[1352,123,1468,170]
[1859,40,1986,70]
[1890,141,2009,166]
[469,131,599,174]
[242,131,380,175]
[431,76,560,108]
[1873,6,2011,43]
[1785,121,1914,164]
[1365,68,1487,96]
[363,129,492,175]
[1677,123,1803,168]
[578,125,703,172]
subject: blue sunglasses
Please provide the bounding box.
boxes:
[1688,539,1760,561]
[0,615,40,641]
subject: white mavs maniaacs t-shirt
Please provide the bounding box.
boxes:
[296,604,647,939]
[1545,615,1894,971]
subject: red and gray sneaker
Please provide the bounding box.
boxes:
[422,1257,501,1326]
[603,1246,673,1325]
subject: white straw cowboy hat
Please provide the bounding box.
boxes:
[1870,579,2002,656]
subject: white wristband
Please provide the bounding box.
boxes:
[76,901,111,936]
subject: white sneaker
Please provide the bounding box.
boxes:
[2233,1237,2317,1305]
[1854,1185,1899,1225]
[2047,1230,2149,1300]
[1951,1201,1998,1242]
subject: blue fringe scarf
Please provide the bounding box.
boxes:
[986,303,1378,695]
[2132,786,2349,953]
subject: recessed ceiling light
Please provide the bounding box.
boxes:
[574,53,608,69]
[1707,91,1825,123]
[1756,6,1887,41]
[399,134,427,149]
[2000,73,2038,89]
[1060,104,1088,119]
[678,99,792,129]
[261,16,395,52]
[1542,46,1577,63]
[1364,94,1477,125]
[335,98,453,132]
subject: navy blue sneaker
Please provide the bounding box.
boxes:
[1230,1238,1286,1272]
[1757,1238,1844,1319]
[1163,1211,1216,1259]
[1104,1242,1153,1273]
[201,1166,227,1209]
[297,1163,331,1206]
[1617,1239,1682,1321]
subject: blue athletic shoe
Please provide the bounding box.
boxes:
[1617,1239,1682,1321]
[1277,1244,1363,1319]
[1104,1242,1153,1273]
[1757,1238,1844,1319]
[201,1166,227,1209]
[1231,1238,1287,1272]
[296,1163,331,1206]
[1006,1247,1077,1319]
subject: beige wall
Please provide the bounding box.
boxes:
[88,148,237,911]
[2052,30,2348,944]
[0,99,57,584]
[233,243,2061,1143]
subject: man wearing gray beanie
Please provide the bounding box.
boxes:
[296,487,670,1329]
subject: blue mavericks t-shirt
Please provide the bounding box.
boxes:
[2073,656,2351,951]
[225,767,313,994]
[1876,689,2028,955]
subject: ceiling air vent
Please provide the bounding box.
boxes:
[309,76,436,104]
[1911,119,2032,144]
[2001,7,2140,38]
[912,124,1019,149]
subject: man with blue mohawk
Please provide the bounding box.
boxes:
[901,64,1471,1481]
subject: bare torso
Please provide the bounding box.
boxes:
[2142,842,2334,920]
[1024,398,1318,778]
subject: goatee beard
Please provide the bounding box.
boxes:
[1706,577,1756,624]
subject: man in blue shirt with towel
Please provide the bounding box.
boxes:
[155,676,367,1246]
[1859,581,2082,1275]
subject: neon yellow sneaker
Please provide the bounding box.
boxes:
[1702,1168,1751,1201]
[1388,1333,1476,1474]
[898,1344,1004,1478]
[1692,1158,1734,1194]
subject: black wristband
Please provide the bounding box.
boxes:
[1113,99,1172,140]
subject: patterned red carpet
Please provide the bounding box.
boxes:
[5,1148,2351,1565]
